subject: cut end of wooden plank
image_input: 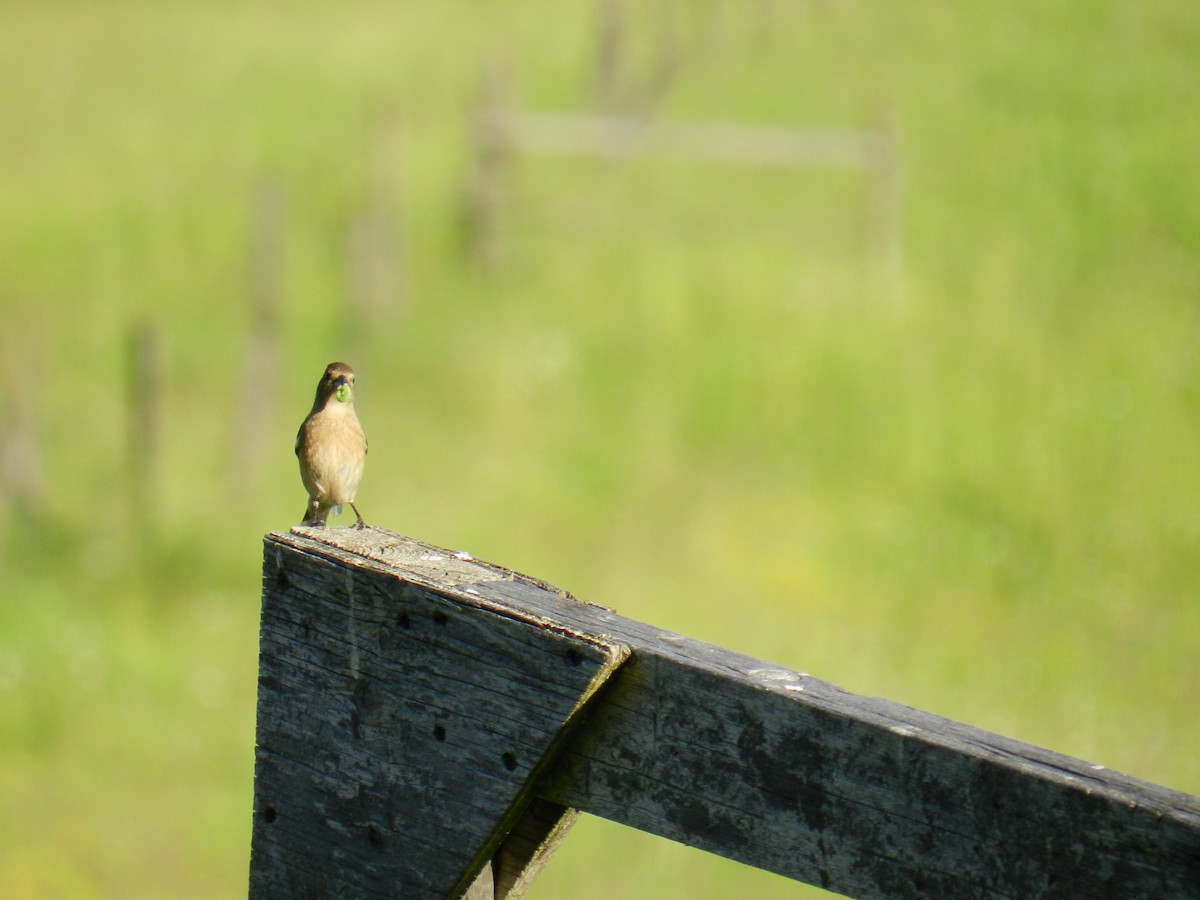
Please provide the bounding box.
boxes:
[252,528,630,900]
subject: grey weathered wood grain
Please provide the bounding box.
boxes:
[251,527,1200,899]
[486,575,1200,899]
[250,529,627,899]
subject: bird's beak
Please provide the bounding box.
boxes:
[331,375,354,404]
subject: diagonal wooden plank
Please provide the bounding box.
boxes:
[485,577,1200,899]
[250,530,627,900]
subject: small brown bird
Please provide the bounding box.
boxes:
[295,361,368,528]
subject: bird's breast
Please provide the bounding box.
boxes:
[298,409,367,503]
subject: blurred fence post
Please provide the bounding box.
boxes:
[0,328,44,521]
[591,0,680,114]
[250,527,1200,899]
[867,103,902,293]
[464,67,515,271]
[347,105,407,332]
[232,176,284,497]
[127,320,164,529]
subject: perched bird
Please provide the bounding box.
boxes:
[295,361,368,528]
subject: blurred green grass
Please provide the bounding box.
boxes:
[1,1,1197,897]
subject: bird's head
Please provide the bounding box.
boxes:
[317,362,356,405]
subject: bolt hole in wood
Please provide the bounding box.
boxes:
[433,610,449,626]
[501,751,518,771]
[396,610,411,629]
[565,648,583,666]
[434,724,447,742]
[262,806,277,823]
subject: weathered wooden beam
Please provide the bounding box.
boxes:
[250,529,628,899]
[493,587,1200,899]
[251,527,1200,899]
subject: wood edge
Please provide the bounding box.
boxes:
[265,529,622,658]
[448,638,630,899]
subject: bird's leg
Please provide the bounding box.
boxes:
[349,502,367,530]
[302,499,328,527]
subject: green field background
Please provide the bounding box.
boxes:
[1,2,1198,897]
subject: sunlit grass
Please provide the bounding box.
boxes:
[1,1,1197,898]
